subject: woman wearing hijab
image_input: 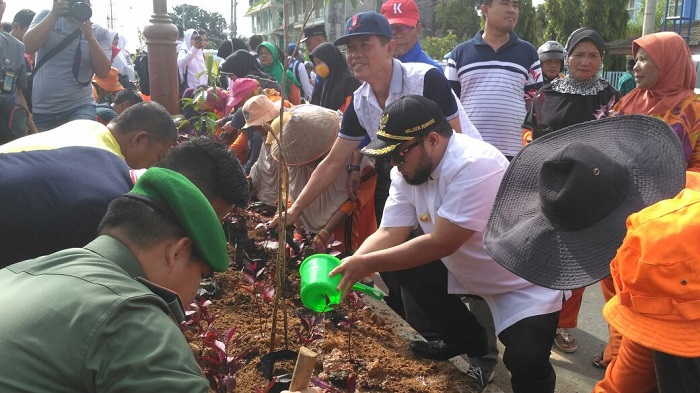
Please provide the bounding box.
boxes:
[593,31,700,373]
[309,42,361,112]
[523,28,620,141]
[220,49,282,93]
[613,32,700,171]
[523,28,621,356]
[257,42,302,104]
[177,29,208,91]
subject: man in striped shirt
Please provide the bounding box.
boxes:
[445,0,542,159]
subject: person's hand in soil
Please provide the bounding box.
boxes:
[268,205,300,229]
[329,254,370,300]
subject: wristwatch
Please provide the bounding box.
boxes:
[346,164,361,173]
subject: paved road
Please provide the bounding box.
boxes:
[486,284,608,393]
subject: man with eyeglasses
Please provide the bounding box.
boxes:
[381,0,440,69]
[331,95,510,391]
[276,11,479,230]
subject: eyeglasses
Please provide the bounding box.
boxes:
[391,25,415,35]
[389,137,423,165]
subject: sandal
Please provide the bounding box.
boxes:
[553,328,578,353]
[592,352,608,369]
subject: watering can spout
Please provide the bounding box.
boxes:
[350,282,384,300]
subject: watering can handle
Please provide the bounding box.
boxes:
[351,282,385,300]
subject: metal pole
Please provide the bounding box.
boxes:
[231,0,238,37]
[643,0,658,36]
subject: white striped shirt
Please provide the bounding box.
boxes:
[445,32,542,157]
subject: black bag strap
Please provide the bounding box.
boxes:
[31,28,82,77]
[72,35,92,87]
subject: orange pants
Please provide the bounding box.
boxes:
[558,287,585,328]
[593,337,658,393]
[600,276,623,366]
[330,168,378,254]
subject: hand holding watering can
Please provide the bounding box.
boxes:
[299,254,383,312]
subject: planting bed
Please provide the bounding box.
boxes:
[184,210,479,392]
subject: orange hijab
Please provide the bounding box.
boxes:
[617,32,696,116]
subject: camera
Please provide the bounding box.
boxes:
[69,0,92,22]
[194,36,202,44]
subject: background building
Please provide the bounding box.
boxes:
[246,0,438,52]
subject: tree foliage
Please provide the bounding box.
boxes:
[582,0,629,43]
[422,32,460,60]
[544,0,583,44]
[169,5,228,49]
[434,0,481,42]
[514,0,539,46]
[627,0,665,37]
[534,4,548,44]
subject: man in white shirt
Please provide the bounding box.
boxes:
[331,95,565,392]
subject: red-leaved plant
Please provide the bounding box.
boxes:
[337,292,370,362]
[240,259,275,335]
[295,313,326,347]
[182,297,252,392]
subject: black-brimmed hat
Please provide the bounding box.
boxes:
[484,115,686,290]
[300,24,327,43]
[361,95,448,157]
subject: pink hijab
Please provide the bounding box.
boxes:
[617,32,696,116]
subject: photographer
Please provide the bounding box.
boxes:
[177,29,207,92]
[0,1,36,143]
[23,0,111,131]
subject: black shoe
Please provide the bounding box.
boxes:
[466,365,494,391]
[410,339,468,361]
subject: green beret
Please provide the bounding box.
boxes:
[129,167,229,272]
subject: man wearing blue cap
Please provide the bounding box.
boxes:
[280,11,479,228]
[274,10,491,385]
[0,167,230,391]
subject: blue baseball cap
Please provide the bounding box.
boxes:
[333,11,393,46]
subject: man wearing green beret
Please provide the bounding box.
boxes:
[0,168,230,392]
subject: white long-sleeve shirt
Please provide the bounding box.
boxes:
[177,29,207,89]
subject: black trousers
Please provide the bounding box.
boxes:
[498,311,559,393]
[653,351,700,393]
[391,259,489,357]
[374,158,485,353]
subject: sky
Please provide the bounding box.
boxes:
[3,1,252,52]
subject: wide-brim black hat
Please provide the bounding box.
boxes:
[484,115,686,290]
